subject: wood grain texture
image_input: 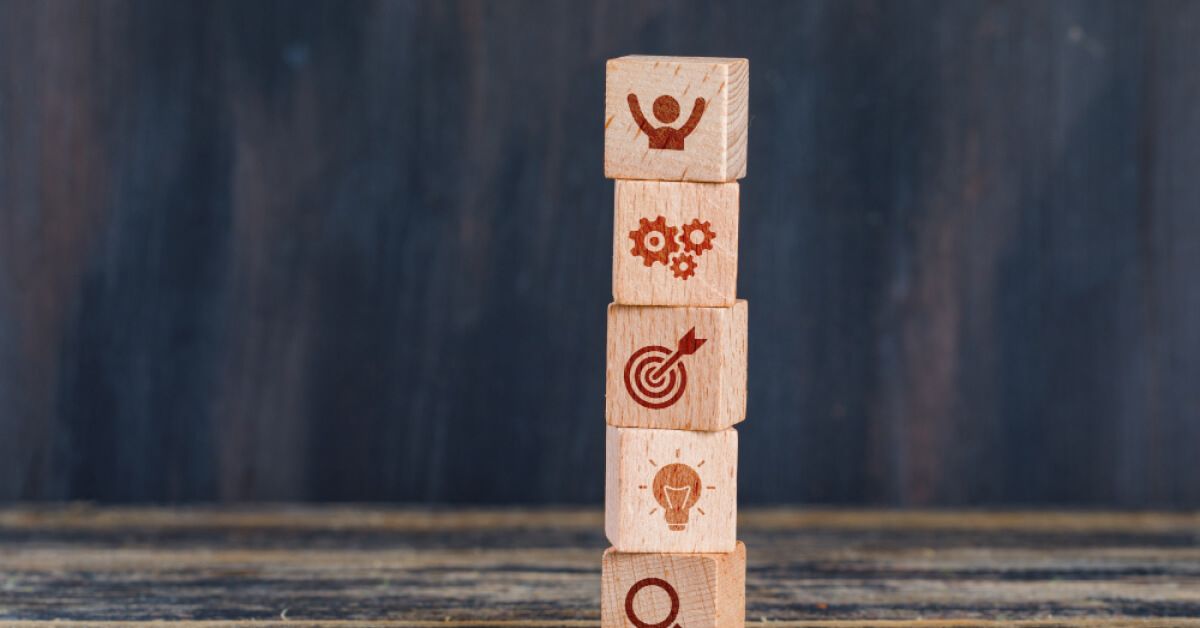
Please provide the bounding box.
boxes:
[605,425,737,552]
[601,542,746,628]
[0,1,1199,507]
[0,506,1198,625]
[614,181,739,306]
[606,302,747,431]
[605,56,749,182]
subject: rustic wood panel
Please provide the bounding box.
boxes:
[0,1,1198,505]
[0,506,1198,625]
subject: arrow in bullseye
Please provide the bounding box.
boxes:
[649,327,707,381]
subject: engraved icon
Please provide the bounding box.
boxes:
[627,93,707,150]
[624,327,707,409]
[653,463,701,531]
[630,216,716,281]
[639,448,718,532]
[625,577,681,628]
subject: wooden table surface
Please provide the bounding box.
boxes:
[0,506,1197,627]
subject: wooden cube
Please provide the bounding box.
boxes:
[606,425,737,553]
[606,301,747,431]
[614,181,739,307]
[605,56,749,183]
[601,542,745,628]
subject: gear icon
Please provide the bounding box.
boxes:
[680,219,716,256]
[630,216,679,267]
[670,253,697,280]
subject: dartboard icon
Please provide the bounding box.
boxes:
[623,328,707,410]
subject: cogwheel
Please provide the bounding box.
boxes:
[680,218,716,256]
[670,253,697,280]
[629,216,679,267]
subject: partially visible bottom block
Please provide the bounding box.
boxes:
[601,542,745,628]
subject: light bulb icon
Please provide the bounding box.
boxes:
[652,463,702,531]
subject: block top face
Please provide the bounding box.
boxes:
[605,55,749,182]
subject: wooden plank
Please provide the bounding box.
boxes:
[606,302,747,431]
[601,542,745,628]
[613,181,739,307]
[2,622,1200,628]
[604,56,749,182]
[0,506,1198,624]
[1,506,1198,533]
[605,426,738,552]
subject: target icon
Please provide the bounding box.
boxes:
[623,327,707,410]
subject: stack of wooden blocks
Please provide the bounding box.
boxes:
[601,55,749,628]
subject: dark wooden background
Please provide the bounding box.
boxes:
[1,0,1197,506]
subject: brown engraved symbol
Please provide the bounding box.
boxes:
[625,577,681,628]
[630,216,716,281]
[640,449,718,531]
[624,327,707,409]
[653,463,701,531]
[627,93,706,150]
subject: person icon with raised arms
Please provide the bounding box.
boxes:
[626,93,707,151]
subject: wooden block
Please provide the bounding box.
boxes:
[605,425,737,553]
[606,301,747,431]
[605,55,749,183]
[601,542,745,628]
[614,180,739,306]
